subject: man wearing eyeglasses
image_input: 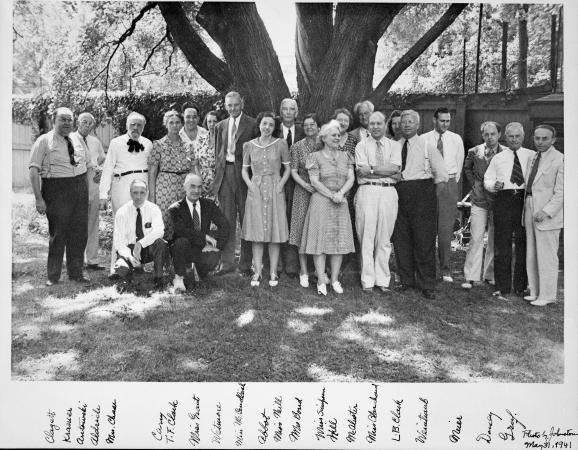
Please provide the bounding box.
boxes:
[29,107,93,286]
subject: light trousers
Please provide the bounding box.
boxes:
[463,204,494,282]
[524,197,560,301]
[355,185,398,289]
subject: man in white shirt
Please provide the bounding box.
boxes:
[354,112,401,292]
[523,125,564,307]
[111,179,167,290]
[350,100,374,141]
[393,110,449,299]
[70,112,106,271]
[274,98,305,278]
[422,107,465,283]
[484,122,534,298]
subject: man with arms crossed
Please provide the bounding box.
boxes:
[354,111,401,292]
[523,125,563,307]
[422,107,464,283]
[212,91,257,276]
[29,107,92,286]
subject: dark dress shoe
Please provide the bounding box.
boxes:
[238,268,252,278]
[397,284,413,292]
[70,275,91,284]
[215,265,236,276]
[86,264,105,271]
[422,289,435,299]
[45,279,58,286]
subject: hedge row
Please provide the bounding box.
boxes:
[12,90,223,141]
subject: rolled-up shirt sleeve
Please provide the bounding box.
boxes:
[29,135,48,171]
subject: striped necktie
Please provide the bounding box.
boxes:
[437,134,444,157]
[510,149,525,186]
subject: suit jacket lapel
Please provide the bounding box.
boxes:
[180,198,194,228]
[533,150,553,184]
[199,198,210,234]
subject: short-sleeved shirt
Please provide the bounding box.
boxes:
[355,136,401,184]
[69,131,104,169]
[29,130,90,178]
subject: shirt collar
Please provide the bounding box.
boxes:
[186,197,199,211]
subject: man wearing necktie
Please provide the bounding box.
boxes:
[168,174,230,293]
[212,92,258,276]
[484,122,535,299]
[111,179,167,290]
[350,100,374,141]
[29,107,93,286]
[422,107,465,283]
[393,110,449,299]
[523,125,563,307]
[70,112,106,271]
[354,112,401,292]
[274,98,305,278]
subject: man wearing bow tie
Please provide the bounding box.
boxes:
[168,174,230,292]
[212,91,257,276]
[70,112,106,271]
[523,125,563,307]
[99,112,153,274]
[484,122,534,299]
[111,179,167,290]
[29,107,93,286]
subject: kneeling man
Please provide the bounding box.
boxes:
[112,179,167,288]
[169,174,230,292]
[354,111,401,292]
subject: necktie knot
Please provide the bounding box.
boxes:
[127,139,144,153]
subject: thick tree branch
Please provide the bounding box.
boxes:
[371,3,467,102]
[158,2,233,92]
[132,28,170,77]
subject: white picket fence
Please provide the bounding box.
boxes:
[12,122,117,187]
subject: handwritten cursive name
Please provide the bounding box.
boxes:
[366,383,378,443]
[257,409,270,444]
[152,400,178,443]
[44,409,60,444]
[76,403,87,445]
[274,421,283,442]
[188,395,201,446]
[449,415,462,443]
[328,418,339,442]
[315,388,328,441]
[106,399,117,444]
[211,402,221,444]
[62,408,72,443]
[391,399,403,441]
[415,397,429,444]
[499,409,527,441]
[289,397,302,442]
[346,404,358,443]
[476,411,503,443]
[90,405,101,446]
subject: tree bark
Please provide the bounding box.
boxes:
[371,3,467,103]
[158,2,233,92]
[299,3,403,121]
[518,4,529,89]
[197,2,290,115]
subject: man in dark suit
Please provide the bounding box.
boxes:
[212,91,257,275]
[273,98,305,277]
[170,174,230,292]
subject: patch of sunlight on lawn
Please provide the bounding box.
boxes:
[41,286,119,315]
[236,309,255,327]
[49,322,76,333]
[13,324,42,340]
[88,293,163,319]
[335,316,371,343]
[287,318,314,334]
[12,256,38,265]
[294,306,333,316]
[353,310,394,325]
[181,358,209,372]
[307,363,359,382]
[13,350,79,381]
[12,282,36,296]
[373,348,402,363]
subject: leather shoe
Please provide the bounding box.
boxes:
[397,284,413,292]
[214,265,236,276]
[45,279,58,287]
[531,299,555,307]
[422,289,435,299]
[70,275,90,284]
[524,295,537,302]
[86,264,105,271]
[377,286,391,293]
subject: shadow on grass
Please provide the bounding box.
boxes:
[11,193,564,382]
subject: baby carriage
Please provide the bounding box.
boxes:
[452,192,472,251]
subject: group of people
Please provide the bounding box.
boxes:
[28,92,564,305]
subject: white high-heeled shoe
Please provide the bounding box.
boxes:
[299,274,309,288]
[332,281,344,294]
[317,283,327,296]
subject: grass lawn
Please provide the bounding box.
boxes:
[11,191,564,382]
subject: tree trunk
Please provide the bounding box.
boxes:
[500,21,508,91]
[518,4,529,89]
[196,2,290,115]
[298,3,403,121]
[371,3,467,103]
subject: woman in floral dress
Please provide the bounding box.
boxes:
[148,110,199,239]
[241,111,291,288]
[289,113,321,288]
[300,120,355,296]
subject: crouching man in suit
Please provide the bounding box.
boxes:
[112,179,167,290]
[169,173,230,292]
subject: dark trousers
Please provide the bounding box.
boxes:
[493,190,527,294]
[42,174,88,282]
[393,179,437,290]
[218,163,252,272]
[171,238,220,278]
[115,239,167,279]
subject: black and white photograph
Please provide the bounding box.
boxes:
[2,0,577,448]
